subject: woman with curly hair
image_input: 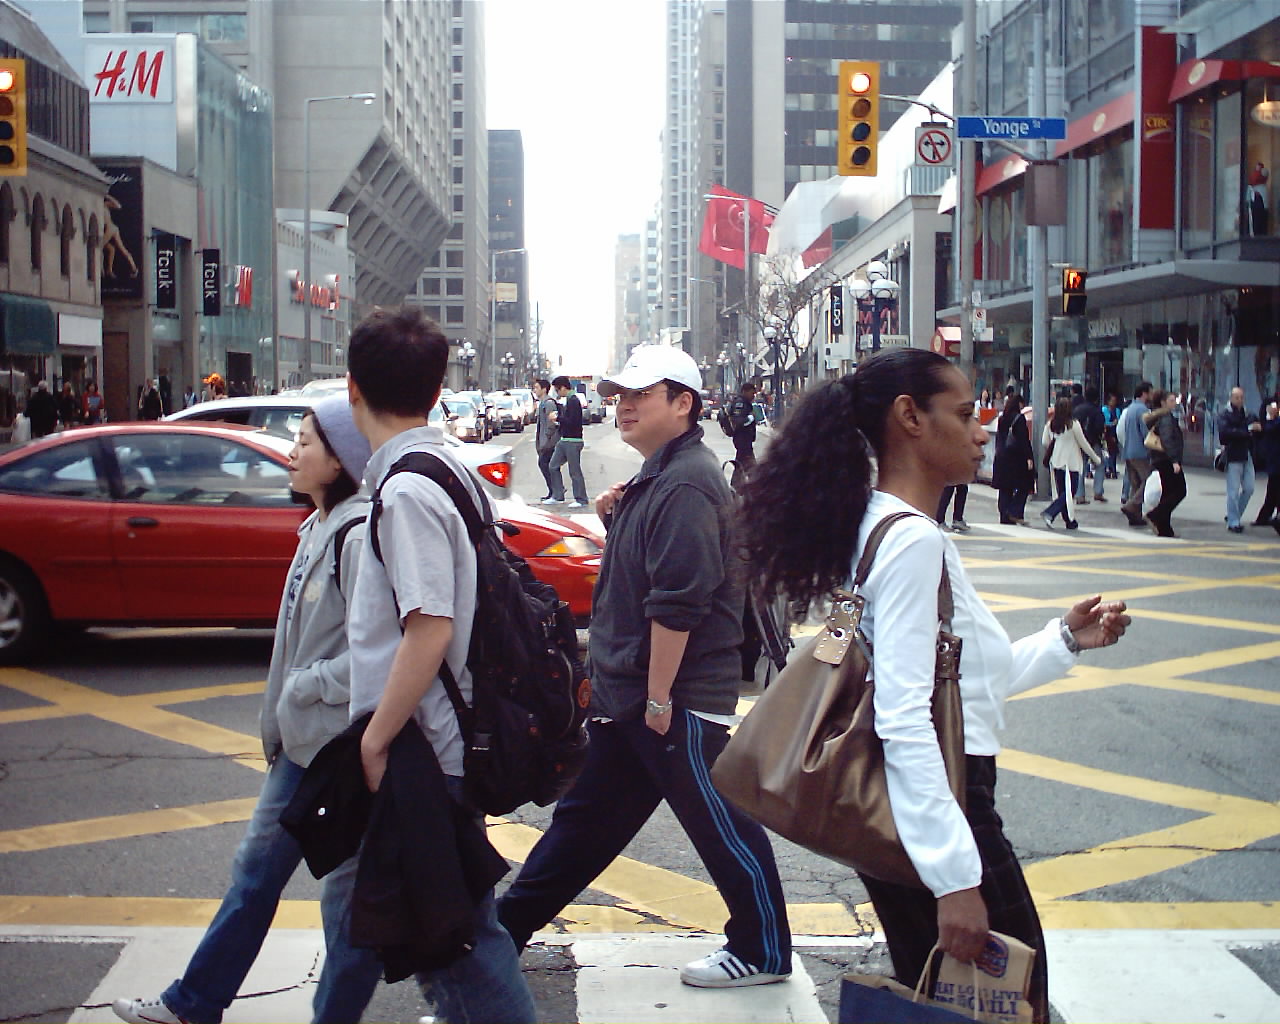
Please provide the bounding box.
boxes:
[738,348,1130,1023]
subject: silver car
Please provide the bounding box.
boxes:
[165,395,514,499]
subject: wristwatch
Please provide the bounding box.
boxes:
[1059,618,1082,654]
[645,697,673,716]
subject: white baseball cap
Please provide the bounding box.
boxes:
[597,346,704,398]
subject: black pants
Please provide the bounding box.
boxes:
[858,756,1048,1024]
[730,436,756,493]
[1148,461,1187,535]
[937,484,968,523]
[997,483,1029,522]
[498,711,791,974]
[1255,470,1280,524]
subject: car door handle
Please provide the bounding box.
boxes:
[126,516,159,528]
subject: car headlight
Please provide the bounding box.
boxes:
[536,535,602,557]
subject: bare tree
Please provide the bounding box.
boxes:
[746,252,835,422]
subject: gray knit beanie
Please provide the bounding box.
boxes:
[311,394,372,485]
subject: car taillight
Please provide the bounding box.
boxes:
[477,461,510,489]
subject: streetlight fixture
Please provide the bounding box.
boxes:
[848,259,900,353]
[501,351,517,388]
[716,348,730,399]
[490,247,527,390]
[302,91,376,384]
[458,340,476,389]
[763,323,782,422]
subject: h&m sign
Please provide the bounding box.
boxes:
[86,42,174,103]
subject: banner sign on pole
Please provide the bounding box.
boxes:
[829,285,844,335]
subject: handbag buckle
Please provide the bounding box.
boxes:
[814,591,865,665]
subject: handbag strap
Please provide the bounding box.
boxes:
[852,510,955,632]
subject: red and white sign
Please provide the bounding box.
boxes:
[915,125,955,168]
[86,43,174,103]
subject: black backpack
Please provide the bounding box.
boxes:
[369,452,590,816]
[717,403,736,437]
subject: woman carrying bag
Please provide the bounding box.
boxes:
[738,349,1130,1023]
[1143,389,1185,537]
[1040,397,1102,530]
[993,392,1034,525]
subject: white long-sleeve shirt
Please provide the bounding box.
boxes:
[855,491,1077,897]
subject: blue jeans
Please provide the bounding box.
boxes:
[1076,460,1104,500]
[536,445,562,499]
[549,439,587,503]
[1044,469,1079,525]
[1225,458,1255,528]
[498,711,791,975]
[414,776,536,1024]
[162,757,381,1024]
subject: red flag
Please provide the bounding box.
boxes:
[698,185,774,269]
[801,227,833,268]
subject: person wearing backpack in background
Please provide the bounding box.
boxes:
[112,396,380,1024]
[345,306,535,1024]
[1072,386,1108,505]
[498,345,793,991]
[723,381,759,491]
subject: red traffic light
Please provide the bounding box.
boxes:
[0,70,14,93]
[849,71,872,94]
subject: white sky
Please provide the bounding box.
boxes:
[485,0,665,375]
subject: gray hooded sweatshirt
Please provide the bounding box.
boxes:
[260,493,369,767]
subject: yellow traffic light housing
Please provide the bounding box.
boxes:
[838,60,879,177]
[1061,266,1087,316]
[0,58,27,176]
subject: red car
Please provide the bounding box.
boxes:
[0,423,600,662]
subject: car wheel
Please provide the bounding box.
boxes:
[0,559,51,664]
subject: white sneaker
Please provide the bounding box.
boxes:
[680,948,790,988]
[112,997,187,1024]
[1042,512,1054,529]
[567,500,587,509]
[542,497,565,505]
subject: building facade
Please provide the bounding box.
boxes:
[0,1,107,438]
[614,233,642,373]
[488,129,527,388]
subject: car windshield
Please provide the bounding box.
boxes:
[444,400,472,417]
[495,397,516,409]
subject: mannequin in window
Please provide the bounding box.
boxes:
[1247,162,1269,237]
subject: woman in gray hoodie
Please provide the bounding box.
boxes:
[113,396,382,1024]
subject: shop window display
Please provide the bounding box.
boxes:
[1215,91,1242,241]
[1087,136,1132,269]
[1243,79,1279,238]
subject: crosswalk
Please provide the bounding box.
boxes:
[29,924,1279,1024]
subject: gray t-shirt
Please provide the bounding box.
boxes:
[348,426,486,776]
[535,395,560,453]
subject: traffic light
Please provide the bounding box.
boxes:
[838,60,879,177]
[0,58,27,176]
[1062,266,1087,315]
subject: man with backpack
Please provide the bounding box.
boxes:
[498,346,792,991]
[720,382,758,489]
[345,306,535,1023]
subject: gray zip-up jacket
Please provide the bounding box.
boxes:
[261,493,369,767]
[588,426,744,721]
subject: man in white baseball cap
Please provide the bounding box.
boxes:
[499,345,794,990]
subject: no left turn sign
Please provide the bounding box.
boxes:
[915,125,955,168]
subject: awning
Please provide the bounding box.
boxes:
[1054,92,1136,158]
[1169,58,1280,104]
[976,154,1029,197]
[0,294,56,356]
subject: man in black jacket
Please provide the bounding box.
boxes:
[726,382,758,490]
[499,346,792,991]
[1217,387,1261,533]
[548,375,588,507]
[1073,386,1107,505]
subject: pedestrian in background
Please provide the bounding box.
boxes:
[138,378,163,420]
[1143,389,1185,537]
[1119,381,1154,526]
[533,377,563,503]
[112,396,380,1024]
[549,374,588,507]
[183,384,197,409]
[1253,394,1280,528]
[1216,387,1261,534]
[57,382,81,429]
[936,482,970,532]
[1072,386,1107,504]
[1101,393,1120,480]
[82,381,104,424]
[500,346,793,991]
[738,348,1130,1024]
[726,381,759,491]
[26,381,57,437]
[994,392,1034,525]
[1041,397,1102,531]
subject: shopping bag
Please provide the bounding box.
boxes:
[929,933,1036,1023]
[1142,469,1162,515]
[839,973,974,1024]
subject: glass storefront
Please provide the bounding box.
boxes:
[1244,79,1279,239]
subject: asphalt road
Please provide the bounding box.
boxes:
[2,415,1278,1022]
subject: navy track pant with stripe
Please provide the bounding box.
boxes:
[497,709,792,974]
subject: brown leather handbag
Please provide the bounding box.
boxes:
[711,511,965,889]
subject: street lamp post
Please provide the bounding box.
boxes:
[490,247,527,390]
[735,341,748,389]
[849,260,900,354]
[763,324,781,423]
[459,341,476,389]
[716,349,730,400]
[303,92,375,385]
[501,351,516,388]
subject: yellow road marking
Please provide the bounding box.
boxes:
[0,799,258,854]
[1009,669,1280,707]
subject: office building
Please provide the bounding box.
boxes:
[487,128,528,387]
[614,233,642,373]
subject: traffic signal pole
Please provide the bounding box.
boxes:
[1029,11,1051,496]
[958,0,977,385]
